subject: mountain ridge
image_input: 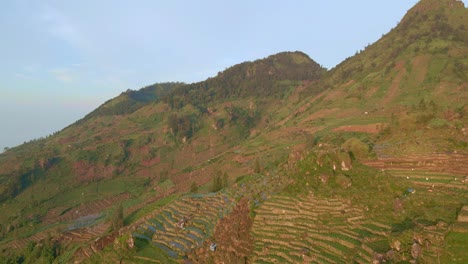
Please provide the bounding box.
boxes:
[0,1,467,262]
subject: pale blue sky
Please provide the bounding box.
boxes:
[0,0,422,150]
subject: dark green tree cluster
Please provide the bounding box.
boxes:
[2,239,60,264]
[254,158,262,174]
[226,105,261,139]
[128,82,184,102]
[0,157,56,202]
[211,171,229,192]
[190,182,198,193]
[111,203,124,231]
[167,113,202,140]
[83,82,184,119]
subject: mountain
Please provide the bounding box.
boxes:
[84,82,185,119]
[0,0,467,263]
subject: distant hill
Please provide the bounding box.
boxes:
[163,51,326,110]
[83,82,185,119]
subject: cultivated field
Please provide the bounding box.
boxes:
[131,192,235,260]
[251,194,450,263]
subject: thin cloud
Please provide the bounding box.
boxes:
[50,68,74,83]
[15,73,29,79]
[38,4,84,49]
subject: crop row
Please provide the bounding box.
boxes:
[132,193,234,259]
[251,194,391,263]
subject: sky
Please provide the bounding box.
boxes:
[0,0,421,151]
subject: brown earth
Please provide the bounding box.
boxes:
[299,108,340,124]
[333,123,387,134]
[411,55,430,85]
[73,161,117,182]
[187,198,253,264]
[365,86,379,98]
[382,61,406,106]
[276,91,326,127]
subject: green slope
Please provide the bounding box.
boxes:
[0,0,467,262]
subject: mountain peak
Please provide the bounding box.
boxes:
[403,0,465,20]
[412,0,465,11]
[265,51,314,65]
[395,0,467,41]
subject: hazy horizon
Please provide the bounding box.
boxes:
[0,0,421,151]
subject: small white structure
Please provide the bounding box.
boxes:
[210,243,217,252]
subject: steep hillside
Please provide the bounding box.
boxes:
[0,0,467,263]
[284,0,468,156]
[84,82,184,119]
[0,51,326,262]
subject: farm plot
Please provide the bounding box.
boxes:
[363,153,468,191]
[251,194,393,264]
[43,192,130,225]
[61,222,110,243]
[386,170,467,190]
[1,193,130,251]
[132,192,235,260]
[363,153,468,177]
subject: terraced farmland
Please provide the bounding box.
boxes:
[363,153,468,192]
[132,192,235,259]
[251,194,394,263]
[43,192,131,225]
[251,193,454,263]
[363,154,468,178]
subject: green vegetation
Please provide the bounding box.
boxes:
[163,51,325,110]
[211,170,229,192]
[83,82,184,119]
[110,203,124,231]
[443,232,468,263]
[0,0,467,262]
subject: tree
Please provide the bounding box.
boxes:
[190,182,198,193]
[429,100,438,113]
[211,171,223,192]
[222,172,229,188]
[418,99,426,111]
[254,158,261,174]
[111,203,124,231]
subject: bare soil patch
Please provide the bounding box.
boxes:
[382,62,406,105]
[187,198,253,263]
[411,55,430,84]
[333,123,387,134]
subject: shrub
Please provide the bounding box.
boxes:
[342,138,370,159]
[335,174,352,189]
[429,118,448,128]
[190,182,198,193]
